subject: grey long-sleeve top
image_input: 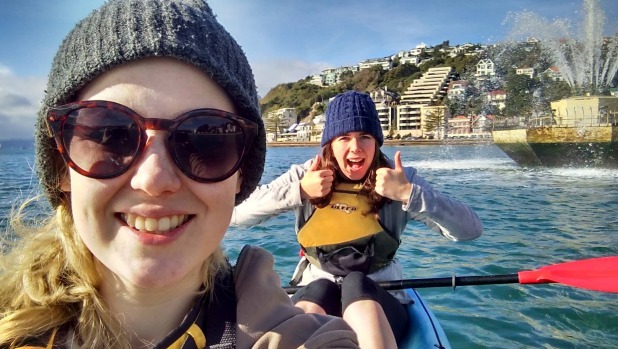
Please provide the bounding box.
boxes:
[231,158,483,291]
[232,158,482,241]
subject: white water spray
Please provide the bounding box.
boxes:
[505,0,618,94]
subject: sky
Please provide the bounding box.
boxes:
[1,0,617,141]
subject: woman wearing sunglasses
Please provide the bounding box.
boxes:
[0,1,370,348]
[232,90,484,344]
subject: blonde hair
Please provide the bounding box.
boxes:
[0,197,228,348]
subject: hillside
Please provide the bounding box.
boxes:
[259,42,484,119]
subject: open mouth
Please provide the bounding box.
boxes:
[346,158,365,171]
[119,213,193,234]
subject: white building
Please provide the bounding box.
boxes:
[265,108,297,141]
[295,122,313,142]
[447,80,468,99]
[447,115,471,137]
[359,57,393,71]
[542,66,564,82]
[319,66,359,86]
[397,67,456,138]
[486,90,506,110]
[515,67,535,78]
[309,74,324,86]
[476,58,495,78]
[410,43,427,56]
[370,88,397,136]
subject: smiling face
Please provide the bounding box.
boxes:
[330,131,377,181]
[63,57,242,291]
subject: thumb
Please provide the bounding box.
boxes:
[394,151,404,170]
[309,154,321,171]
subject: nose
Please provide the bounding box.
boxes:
[349,136,361,152]
[130,131,182,196]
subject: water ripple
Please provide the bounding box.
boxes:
[2,145,617,348]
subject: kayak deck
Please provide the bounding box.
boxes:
[397,288,452,349]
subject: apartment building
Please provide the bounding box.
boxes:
[370,88,397,136]
[397,66,456,137]
[359,57,393,71]
[309,66,361,87]
[399,55,420,66]
[309,74,324,86]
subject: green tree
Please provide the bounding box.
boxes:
[504,72,538,118]
[424,107,448,139]
[263,113,282,141]
[542,80,572,103]
[444,97,464,117]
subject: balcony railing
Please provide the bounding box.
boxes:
[493,111,618,130]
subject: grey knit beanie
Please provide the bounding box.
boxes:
[321,91,384,147]
[35,0,265,208]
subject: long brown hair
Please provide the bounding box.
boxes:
[310,142,392,215]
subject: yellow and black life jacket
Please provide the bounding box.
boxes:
[297,182,400,276]
[11,271,237,349]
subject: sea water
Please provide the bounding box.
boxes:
[1,144,617,348]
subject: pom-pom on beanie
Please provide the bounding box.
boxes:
[320,91,384,147]
[35,0,265,208]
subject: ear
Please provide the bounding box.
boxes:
[235,170,243,194]
[60,171,71,192]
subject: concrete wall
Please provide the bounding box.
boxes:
[493,126,615,144]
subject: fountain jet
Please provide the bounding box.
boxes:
[493,0,618,168]
[505,0,618,94]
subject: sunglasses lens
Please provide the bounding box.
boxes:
[172,114,246,181]
[62,107,140,177]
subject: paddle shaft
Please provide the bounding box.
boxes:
[379,274,536,290]
[284,256,618,294]
[284,273,547,294]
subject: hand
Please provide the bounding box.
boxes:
[375,151,412,203]
[300,155,334,199]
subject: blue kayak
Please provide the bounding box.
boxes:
[398,288,452,349]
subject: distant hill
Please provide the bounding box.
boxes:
[259,42,483,120]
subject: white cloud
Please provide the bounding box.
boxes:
[252,59,332,98]
[0,63,45,140]
[0,57,330,140]
[0,64,12,75]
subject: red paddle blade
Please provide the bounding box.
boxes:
[518,256,618,293]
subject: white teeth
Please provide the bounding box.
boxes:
[135,216,145,231]
[122,213,188,234]
[158,216,171,231]
[145,217,158,231]
[127,214,136,227]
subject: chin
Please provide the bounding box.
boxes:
[345,173,366,181]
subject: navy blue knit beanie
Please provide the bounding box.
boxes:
[321,91,383,147]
